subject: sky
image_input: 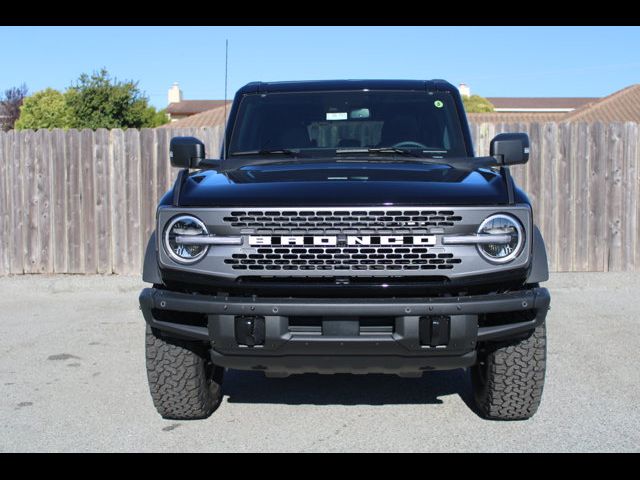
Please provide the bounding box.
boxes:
[2,26,640,109]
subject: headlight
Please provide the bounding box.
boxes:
[477,214,524,263]
[164,215,209,264]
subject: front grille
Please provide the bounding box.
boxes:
[223,209,462,235]
[224,246,461,271]
[158,205,533,279]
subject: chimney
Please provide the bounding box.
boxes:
[168,82,183,104]
[458,83,471,97]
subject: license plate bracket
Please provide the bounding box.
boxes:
[322,317,359,337]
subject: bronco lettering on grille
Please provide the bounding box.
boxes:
[248,235,436,246]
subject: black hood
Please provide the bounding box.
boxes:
[168,162,527,208]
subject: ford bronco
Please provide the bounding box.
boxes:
[139,79,550,421]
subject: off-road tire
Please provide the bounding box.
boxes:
[145,324,223,420]
[471,321,546,420]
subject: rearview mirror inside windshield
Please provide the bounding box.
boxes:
[350,108,370,119]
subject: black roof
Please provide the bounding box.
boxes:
[237,79,457,94]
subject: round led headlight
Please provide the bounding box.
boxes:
[477,214,524,264]
[164,215,209,264]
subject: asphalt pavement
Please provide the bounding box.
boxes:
[0,272,638,452]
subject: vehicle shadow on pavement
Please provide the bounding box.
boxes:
[223,368,476,407]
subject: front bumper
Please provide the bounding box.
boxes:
[139,287,550,375]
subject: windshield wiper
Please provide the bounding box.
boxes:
[335,150,501,172]
[336,147,423,158]
[335,147,458,168]
[230,149,307,157]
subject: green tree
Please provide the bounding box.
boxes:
[65,68,164,129]
[144,107,170,127]
[14,88,72,130]
[462,95,495,113]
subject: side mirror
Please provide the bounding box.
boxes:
[490,133,529,166]
[170,136,205,168]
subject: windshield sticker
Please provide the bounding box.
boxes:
[326,112,348,121]
[434,100,444,108]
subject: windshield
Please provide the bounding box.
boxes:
[227,90,468,159]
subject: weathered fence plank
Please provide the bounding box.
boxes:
[51,129,68,273]
[606,123,625,271]
[573,123,590,271]
[622,123,638,271]
[555,122,572,272]
[38,129,53,273]
[589,123,607,272]
[140,128,157,258]
[0,124,638,275]
[527,123,542,240]
[124,128,142,275]
[110,129,127,274]
[81,129,97,273]
[213,127,222,155]
[9,130,24,273]
[636,122,640,270]
[540,122,557,270]
[155,128,170,205]
[94,129,111,274]
[66,129,84,273]
[624,123,639,270]
[23,130,40,273]
[0,132,8,275]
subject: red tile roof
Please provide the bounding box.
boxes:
[167,100,229,115]
[162,102,231,128]
[562,84,640,123]
[486,97,598,110]
[467,112,567,123]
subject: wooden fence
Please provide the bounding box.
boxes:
[0,122,638,275]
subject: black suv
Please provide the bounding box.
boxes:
[140,80,550,421]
